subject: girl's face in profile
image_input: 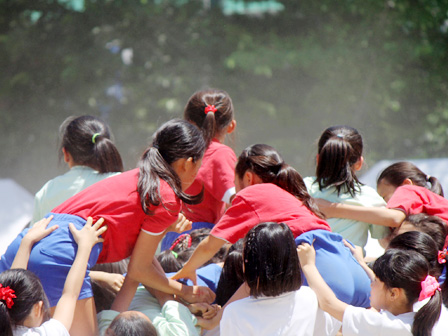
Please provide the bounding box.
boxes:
[377,180,397,203]
[369,276,389,311]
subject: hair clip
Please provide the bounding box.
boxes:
[336,133,344,138]
[204,105,218,114]
[438,249,447,264]
[418,275,440,301]
[170,234,192,251]
[0,284,16,309]
[92,133,101,144]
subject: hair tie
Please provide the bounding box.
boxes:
[418,275,440,301]
[170,234,192,251]
[204,105,217,114]
[152,143,159,150]
[171,251,178,258]
[92,133,101,144]
[0,284,16,309]
[438,249,447,264]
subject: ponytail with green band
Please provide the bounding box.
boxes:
[92,133,101,144]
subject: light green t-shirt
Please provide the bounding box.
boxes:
[32,166,119,224]
[304,176,389,250]
[97,286,200,336]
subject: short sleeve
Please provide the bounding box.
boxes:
[343,306,413,336]
[211,196,259,244]
[155,300,200,336]
[18,319,70,336]
[141,181,181,235]
[387,186,423,215]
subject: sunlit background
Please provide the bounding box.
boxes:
[2,0,448,195]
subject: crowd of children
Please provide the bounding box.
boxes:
[1,88,448,336]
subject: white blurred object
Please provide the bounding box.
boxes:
[0,179,34,255]
[121,48,133,65]
[364,231,385,259]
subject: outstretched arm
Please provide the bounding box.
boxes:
[172,235,227,284]
[315,199,406,228]
[53,217,107,331]
[11,216,58,269]
[112,230,216,313]
[297,242,348,322]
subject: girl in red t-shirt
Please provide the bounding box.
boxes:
[173,144,329,283]
[317,161,448,234]
[161,89,237,250]
[0,119,215,336]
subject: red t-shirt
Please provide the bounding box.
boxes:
[387,185,448,223]
[183,140,236,224]
[52,168,180,263]
[211,183,331,244]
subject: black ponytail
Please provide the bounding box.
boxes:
[0,301,13,336]
[378,162,444,197]
[235,144,324,218]
[184,89,234,146]
[59,115,124,173]
[315,125,363,196]
[137,119,207,214]
[373,249,442,336]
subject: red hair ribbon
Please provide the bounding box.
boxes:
[438,249,447,264]
[204,105,217,114]
[418,275,440,301]
[170,234,192,251]
[0,284,16,309]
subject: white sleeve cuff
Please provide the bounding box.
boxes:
[221,187,236,204]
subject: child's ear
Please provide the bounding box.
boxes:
[226,120,237,134]
[388,287,405,302]
[402,178,413,186]
[353,156,364,171]
[244,171,263,186]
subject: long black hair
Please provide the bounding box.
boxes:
[59,115,124,173]
[0,269,50,336]
[243,222,302,298]
[315,125,363,196]
[235,144,323,218]
[137,119,207,214]
[373,249,442,336]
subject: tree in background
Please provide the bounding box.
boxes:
[1,0,447,192]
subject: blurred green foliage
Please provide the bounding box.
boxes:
[1,0,448,192]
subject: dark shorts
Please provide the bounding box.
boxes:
[0,213,102,307]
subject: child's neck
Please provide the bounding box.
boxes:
[387,302,413,316]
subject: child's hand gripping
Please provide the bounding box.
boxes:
[188,302,221,319]
[69,217,107,250]
[166,213,192,234]
[23,215,58,245]
[296,242,316,268]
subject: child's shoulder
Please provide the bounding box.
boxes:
[13,319,69,336]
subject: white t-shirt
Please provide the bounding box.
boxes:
[220,286,341,336]
[432,304,448,336]
[342,305,414,336]
[13,319,69,336]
